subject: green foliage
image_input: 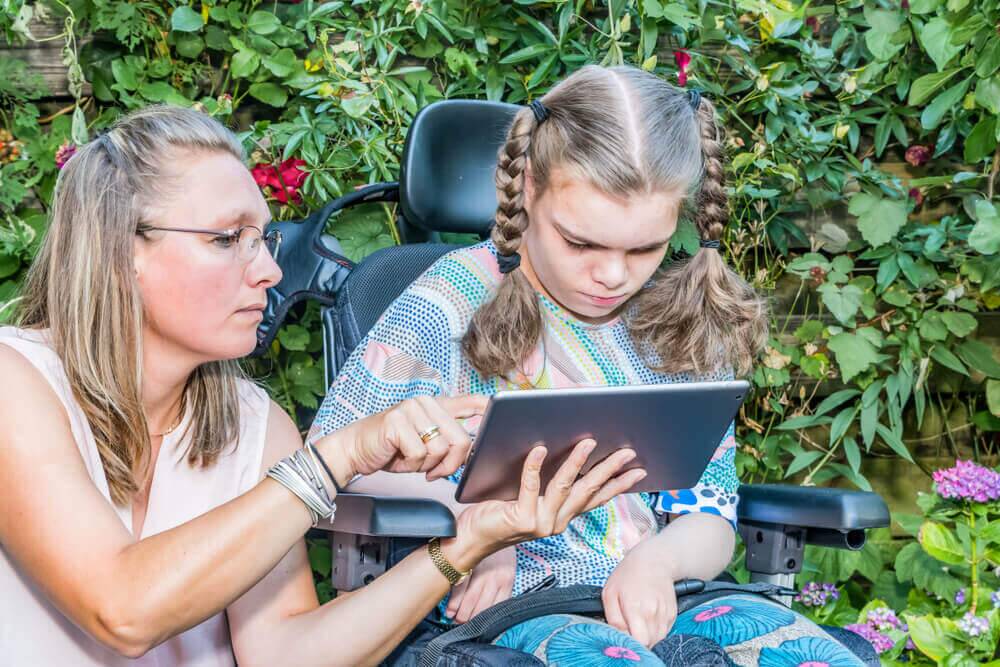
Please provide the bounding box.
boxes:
[3,0,1000,638]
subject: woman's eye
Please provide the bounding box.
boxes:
[212,235,237,248]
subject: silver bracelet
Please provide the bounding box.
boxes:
[267,449,337,526]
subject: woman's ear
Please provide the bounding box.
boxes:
[133,235,147,282]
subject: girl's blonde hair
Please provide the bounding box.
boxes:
[18,105,246,505]
[462,65,768,379]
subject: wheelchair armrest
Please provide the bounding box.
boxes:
[738,484,890,533]
[737,484,890,580]
[315,493,456,538]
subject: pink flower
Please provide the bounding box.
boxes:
[251,158,308,204]
[908,187,924,207]
[933,460,1000,503]
[805,16,820,36]
[55,141,77,169]
[674,50,691,87]
[902,0,910,9]
[905,145,931,167]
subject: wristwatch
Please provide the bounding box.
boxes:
[428,537,472,586]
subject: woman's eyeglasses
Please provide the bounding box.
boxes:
[137,224,282,263]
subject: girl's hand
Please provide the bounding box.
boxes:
[602,540,678,647]
[338,395,488,482]
[443,440,647,572]
[444,546,516,623]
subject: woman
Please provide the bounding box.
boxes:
[310,65,874,665]
[0,105,644,666]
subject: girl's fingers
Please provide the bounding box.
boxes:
[580,467,647,515]
[541,439,596,517]
[602,587,628,636]
[438,394,490,420]
[454,578,487,623]
[444,578,468,618]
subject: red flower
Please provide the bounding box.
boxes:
[251,158,308,204]
[674,50,691,87]
[909,187,924,207]
[805,16,820,36]
[55,141,77,169]
[901,0,910,9]
[905,145,930,167]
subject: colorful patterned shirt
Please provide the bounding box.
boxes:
[308,240,740,596]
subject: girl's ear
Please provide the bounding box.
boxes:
[523,159,535,209]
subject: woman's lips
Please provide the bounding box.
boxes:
[583,293,626,307]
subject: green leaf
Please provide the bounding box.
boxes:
[829,332,880,382]
[876,423,913,462]
[977,37,1000,78]
[277,324,310,351]
[848,192,907,248]
[248,82,287,107]
[975,76,1000,114]
[905,614,958,662]
[669,218,700,256]
[776,414,834,430]
[964,116,998,163]
[262,48,297,78]
[247,10,281,35]
[919,521,965,565]
[988,379,1000,416]
[918,17,962,71]
[908,0,942,13]
[171,5,204,32]
[830,406,856,445]
[341,92,375,119]
[499,44,551,65]
[230,50,260,78]
[174,33,204,59]
[921,78,970,130]
[814,389,862,417]
[307,540,332,576]
[794,320,824,342]
[909,68,962,105]
[956,339,1000,378]
[930,345,969,376]
[918,311,949,342]
[843,435,861,473]
[817,283,863,325]
[970,199,1000,254]
[941,312,978,337]
[111,59,138,91]
[898,254,939,289]
[785,450,823,477]
[139,81,190,105]
[643,0,699,28]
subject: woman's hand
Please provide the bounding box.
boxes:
[330,395,488,483]
[602,539,678,647]
[443,440,646,572]
[444,546,516,623]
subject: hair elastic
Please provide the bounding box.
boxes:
[529,100,550,123]
[497,252,522,274]
[687,89,702,110]
[699,238,721,250]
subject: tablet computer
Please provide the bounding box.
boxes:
[454,380,749,503]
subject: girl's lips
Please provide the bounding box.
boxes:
[584,293,626,307]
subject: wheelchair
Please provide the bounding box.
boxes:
[255,99,891,664]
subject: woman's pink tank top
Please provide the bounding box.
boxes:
[0,326,270,666]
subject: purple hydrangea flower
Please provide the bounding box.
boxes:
[845,623,895,654]
[844,607,911,655]
[795,582,840,607]
[955,588,967,605]
[932,460,1000,503]
[957,612,990,637]
[992,590,1000,609]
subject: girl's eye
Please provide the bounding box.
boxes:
[566,239,590,250]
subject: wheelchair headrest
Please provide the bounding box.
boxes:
[400,100,520,236]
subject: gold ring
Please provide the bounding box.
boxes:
[418,426,441,444]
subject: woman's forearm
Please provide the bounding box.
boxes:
[97,433,356,655]
[247,543,460,667]
[639,513,736,581]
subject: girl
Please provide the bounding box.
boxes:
[310,66,873,665]
[0,104,641,667]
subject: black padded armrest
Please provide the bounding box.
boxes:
[739,484,890,531]
[315,493,456,538]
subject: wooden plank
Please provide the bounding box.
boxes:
[0,13,91,99]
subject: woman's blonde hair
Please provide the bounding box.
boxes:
[462,65,769,379]
[17,105,246,505]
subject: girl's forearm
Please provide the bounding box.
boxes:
[637,513,736,581]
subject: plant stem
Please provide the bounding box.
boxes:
[968,506,979,615]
